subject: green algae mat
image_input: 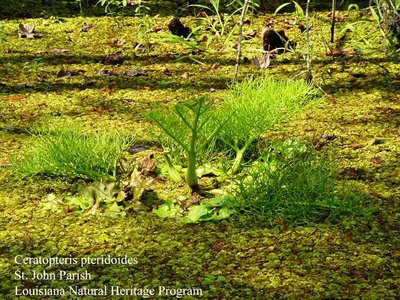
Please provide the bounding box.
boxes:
[0,1,399,299]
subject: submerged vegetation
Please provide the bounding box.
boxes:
[0,0,399,298]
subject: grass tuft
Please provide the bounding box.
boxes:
[215,77,318,174]
[227,139,363,226]
[12,125,129,181]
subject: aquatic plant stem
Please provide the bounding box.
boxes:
[228,138,254,175]
[331,0,336,43]
[147,96,227,191]
[234,0,251,82]
[186,150,198,190]
[186,110,200,189]
[306,0,312,81]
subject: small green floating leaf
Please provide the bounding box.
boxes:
[153,199,181,218]
[181,205,211,223]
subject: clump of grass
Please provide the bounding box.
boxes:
[215,77,318,175]
[227,139,361,226]
[13,125,129,181]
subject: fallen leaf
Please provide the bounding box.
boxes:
[97,69,118,76]
[71,70,86,76]
[100,86,117,94]
[18,24,42,39]
[327,97,337,103]
[252,53,271,69]
[183,193,200,209]
[20,114,35,121]
[327,12,346,22]
[5,95,28,102]
[212,244,225,251]
[0,161,11,168]
[56,67,71,78]
[199,64,219,73]
[350,268,366,278]
[244,29,257,39]
[182,71,194,79]
[104,51,124,65]
[136,154,155,176]
[320,134,337,141]
[37,49,69,55]
[326,47,356,57]
[82,22,92,32]
[375,107,400,115]
[57,67,85,78]
[344,233,356,242]
[152,26,162,33]
[264,17,280,26]
[163,68,172,76]
[370,156,385,164]
[124,69,148,77]
[273,219,289,231]
[340,167,366,180]
[210,63,220,70]
[347,143,363,150]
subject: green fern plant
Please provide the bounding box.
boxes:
[147,96,228,190]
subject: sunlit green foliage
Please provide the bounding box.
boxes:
[215,77,318,174]
[190,0,245,46]
[96,0,129,14]
[147,96,227,189]
[13,125,129,180]
[275,0,305,21]
[70,179,127,216]
[154,196,235,223]
[369,0,400,48]
[227,139,363,226]
[0,3,398,299]
[0,23,5,42]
